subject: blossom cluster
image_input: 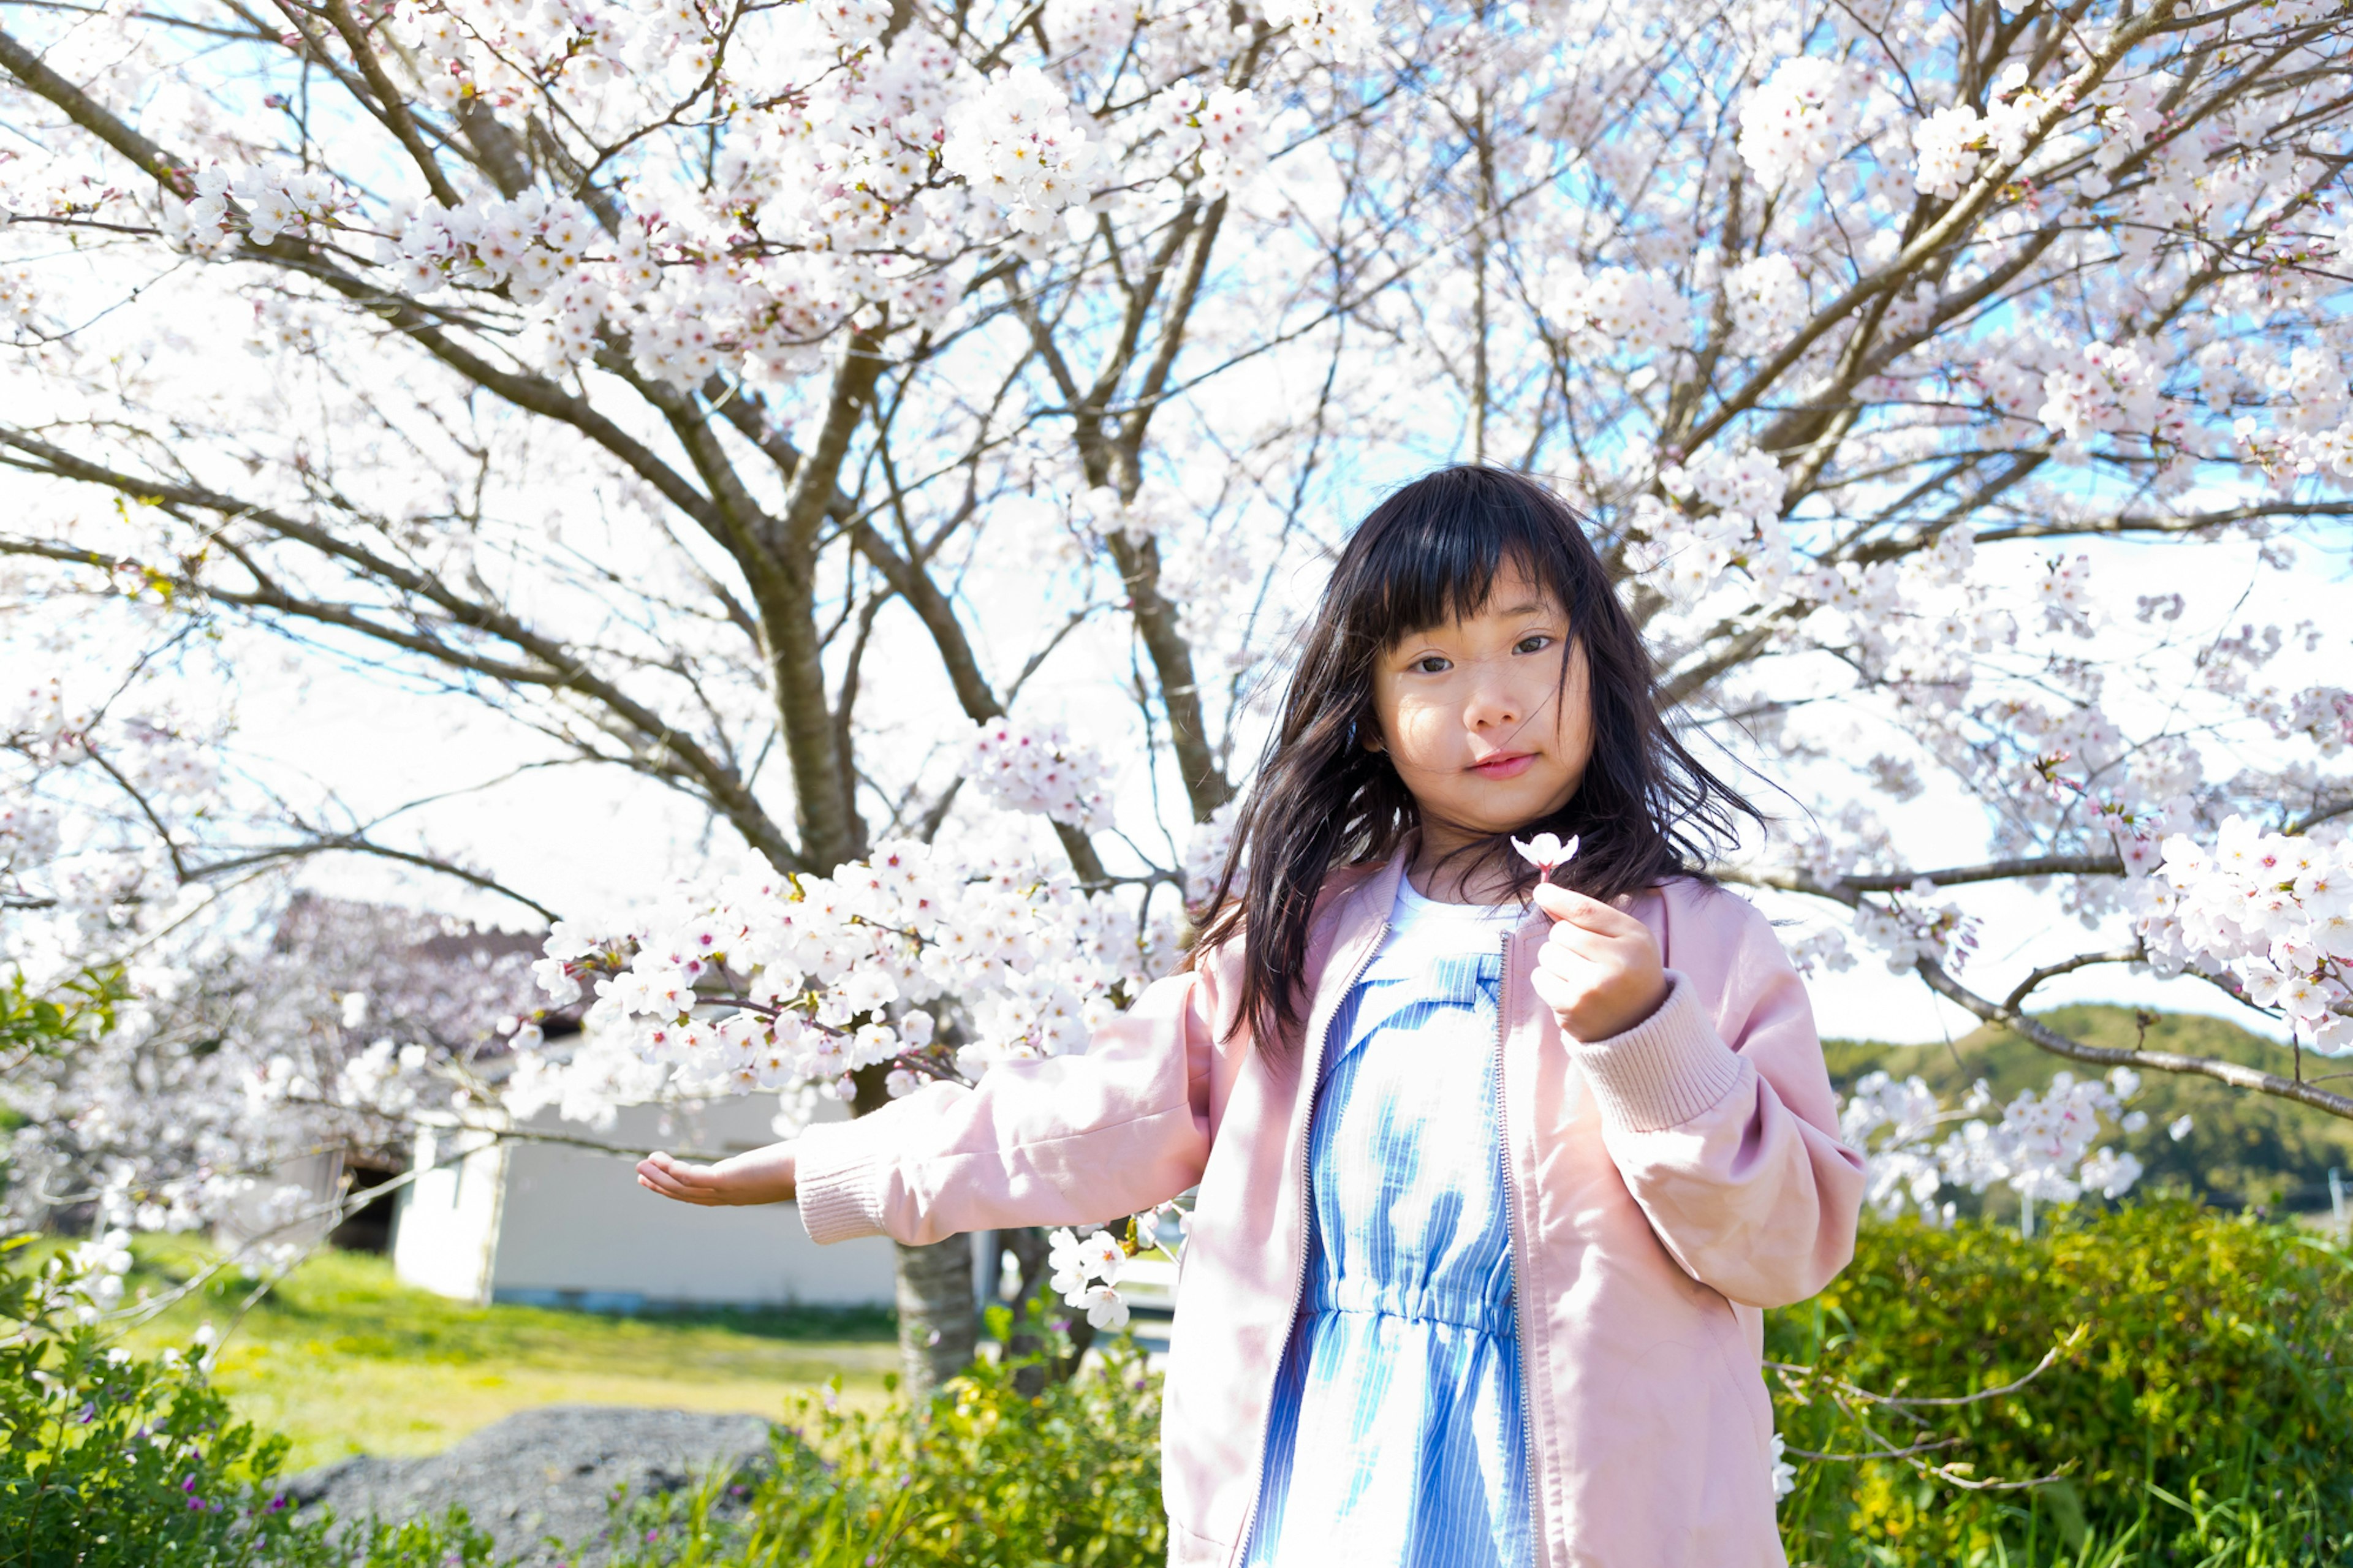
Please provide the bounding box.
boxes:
[942,66,1104,241]
[331,26,1112,387]
[1652,444,1792,602]
[1538,263,1684,357]
[384,0,770,111]
[1738,57,1854,191]
[526,836,1169,1123]
[1910,66,2055,199]
[1847,884,1979,976]
[1724,253,1809,354]
[59,1227,135,1319]
[1044,1203,1182,1330]
[1180,800,1244,910]
[178,165,352,253]
[1070,482,1189,547]
[2134,817,2353,1054]
[1260,0,1378,63]
[2038,339,2172,447]
[967,718,1117,833]
[387,192,618,303]
[1160,83,1268,194]
[1841,1066,2178,1222]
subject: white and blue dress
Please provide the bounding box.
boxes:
[1243,876,1534,1568]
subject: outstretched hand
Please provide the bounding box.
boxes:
[635,1143,798,1206]
[1528,882,1668,1042]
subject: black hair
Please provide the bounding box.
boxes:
[1191,464,1761,1053]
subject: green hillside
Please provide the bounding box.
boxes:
[1824,1004,2353,1214]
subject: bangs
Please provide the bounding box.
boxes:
[1343,469,1586,646]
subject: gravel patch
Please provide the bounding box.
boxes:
[285,1405,777,1566]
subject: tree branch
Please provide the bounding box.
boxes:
[1914,953,2353,1119]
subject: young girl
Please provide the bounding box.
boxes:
[637,466,1866,1568]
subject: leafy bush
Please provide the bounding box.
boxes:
[18,1200,2345,1567]
[607,1319,1165,1568]
[0,1237,501,1568]
[1771,1201,2353,1566]
[601,1205,2350,1568]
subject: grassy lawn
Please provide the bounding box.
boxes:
[113,1240,900,1471]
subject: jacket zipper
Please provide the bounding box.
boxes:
[1227,919,1389,1568]
[1496,931,1546,1567]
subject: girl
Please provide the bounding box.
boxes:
[637,466,1866,1568]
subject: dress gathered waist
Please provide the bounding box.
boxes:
[1306,1277,1519,1336]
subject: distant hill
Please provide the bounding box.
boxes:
[1823,1004,2353,1214]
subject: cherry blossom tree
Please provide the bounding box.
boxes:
[6,0,2353,1393]
[1,657,553,1272]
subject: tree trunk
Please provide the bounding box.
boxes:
[996,1224,1095,1395]
[848,1064,977,1398]
[893,1235,976,1401]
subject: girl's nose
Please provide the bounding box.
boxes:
[1465,684,1520,729]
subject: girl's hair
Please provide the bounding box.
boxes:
[1191,464,1761,1050]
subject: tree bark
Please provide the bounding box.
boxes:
[851,1064,977,1398]
[893,1235,977,1402]
[995,1223,1095,1395]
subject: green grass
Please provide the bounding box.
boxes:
[110,1239,899,1470]
[1825,1004,2353,1216]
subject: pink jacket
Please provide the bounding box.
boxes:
[796,849,1866,1567]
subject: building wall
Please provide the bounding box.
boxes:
[390,1096,1009,1310]
[390,1129,510,1303]
[214,1150,346,1256]
[485,1096,905,1309]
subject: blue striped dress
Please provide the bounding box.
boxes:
[1242,876,1534,1568]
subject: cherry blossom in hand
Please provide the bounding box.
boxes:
[1511,831,1580,878]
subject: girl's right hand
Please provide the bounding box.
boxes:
[635,1142,798,1206]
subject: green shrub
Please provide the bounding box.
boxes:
[1770,1201,2353,1566]
[0,1237,502,1568]
[19,1199,2345,1567]
[607,1322,1165,1568]
[607,1204,2351,1568]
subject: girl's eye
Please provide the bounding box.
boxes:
[1414,655,1451,674]
[1515,635,1553,655]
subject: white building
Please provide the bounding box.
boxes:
[388,1094,947,1309]
[384,1091,1179,1341]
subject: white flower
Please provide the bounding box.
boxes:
[1077,1227,1126,1285]
[1770,1433,1797,1500]
[1076,1283,1129,1331]
[2168,1114,2194,1142]
[1047,1227,1094,1296]
[1510,833,1579,874]
[543,923,599,963]
[2079,1147,2143,1201]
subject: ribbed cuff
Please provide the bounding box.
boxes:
[1573,973,1746,1134]
[794,1119,891,1244]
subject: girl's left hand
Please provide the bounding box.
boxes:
[1528,882,1668,1042]
[636,1142,798,1206]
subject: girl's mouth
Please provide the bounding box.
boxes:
[1470,751,1536,779]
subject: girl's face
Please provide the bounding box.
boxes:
[1370,561,1593,869]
